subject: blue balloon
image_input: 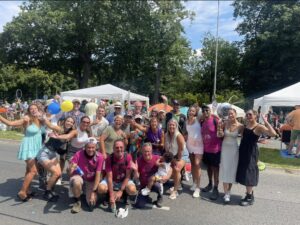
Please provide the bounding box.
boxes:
[47,102,61,114]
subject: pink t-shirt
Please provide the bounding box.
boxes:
[71,150,104,182]
[137,155,160,188]
[105,154,132,183]
[201,116,222,153]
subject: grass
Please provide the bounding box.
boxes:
[259,147,300,170]
[0,130,24,141]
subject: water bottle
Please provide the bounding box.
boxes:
[75,166,84,176]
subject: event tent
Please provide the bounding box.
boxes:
[253,82,300,114]
[61,84,149,107]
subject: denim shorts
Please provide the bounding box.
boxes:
[36,146,58,163]
[100,178,135,191]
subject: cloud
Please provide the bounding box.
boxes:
[182,1,242,49]
[0,1,22,32]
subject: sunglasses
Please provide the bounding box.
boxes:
[203,109,210,112]
[246,113,253,116]
[81,120,90,124]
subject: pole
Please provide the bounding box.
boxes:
[213,0,220,102]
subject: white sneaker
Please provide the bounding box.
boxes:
[190,183,197,191]
[141,187,151,196]
[224,193,230,203]
[56,178,62,185]
[169,191,178,200]
[193,188,200,198]
[167,185,182,194]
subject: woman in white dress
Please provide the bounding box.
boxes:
[185,106,204,198]
[219,108,243,203]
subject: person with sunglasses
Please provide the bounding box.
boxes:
[236,110,276,206]
[200,105,222,201]
[98,139,136,212]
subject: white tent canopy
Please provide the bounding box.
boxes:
[253,82,300,114]
[61,84,149,107]
[208,103,245,118]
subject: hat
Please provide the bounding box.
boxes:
[172,99,180,105]
[72,99,80,104]
[134,114,143,120]
[114,101,122,108]
[124,110,133,118]
[86,137,98,145]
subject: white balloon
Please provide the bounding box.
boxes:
[217,102,232,119]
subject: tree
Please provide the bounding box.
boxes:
[233,0,300,97]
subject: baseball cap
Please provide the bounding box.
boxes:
[134,114,143,120]
[172,99,180,105]
[86,137,98,145]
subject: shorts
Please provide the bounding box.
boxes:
[134,182,161,208]
[69,175,98,203]
[291,130,300,141]
[100,178,135,191]
[203,151,221,167]
[36,146,57,164]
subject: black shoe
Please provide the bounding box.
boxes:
[88,203,94,212]
[201,183,213,192]
[122,192,129,206]
[156,195,163,208]
[240,193,254,206]
[209,187,219,200]
[43,190,59,202]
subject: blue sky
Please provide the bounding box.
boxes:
[0,1,241,50]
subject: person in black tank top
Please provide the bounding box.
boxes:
[236,110,276,206]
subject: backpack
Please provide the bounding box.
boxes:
[200,115,219,130]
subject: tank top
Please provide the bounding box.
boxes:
[165,131,185,156]
[71,128,89,148]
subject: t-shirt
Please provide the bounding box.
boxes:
[85,102,98,117]
[71,150,104,182]
[201,116,222,153]
[137,154,160,188]
[105,154,132,183]
[102,126,125,154]
[91,117,109,137]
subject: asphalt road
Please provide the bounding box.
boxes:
[0,140,299,225]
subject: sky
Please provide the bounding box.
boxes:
[0,1,242,50]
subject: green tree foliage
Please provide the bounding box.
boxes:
[0,0,192,101]
[233,0,300,97]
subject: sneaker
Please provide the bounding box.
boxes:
[56,178,62,185]
[201,183,212,193]
[88,203,94,212]
[167,185,182,194]
[223,193,230,204]
[192,188,200,198]
[141,187,151,196]
[156,195,163,208]
[209,187,219,200]
[190,183,197,191]
[71,201,81,213]
[169,191,178,200]
[43,190,59,202]
[240,193,254,206]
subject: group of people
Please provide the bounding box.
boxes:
[0,96,277,214]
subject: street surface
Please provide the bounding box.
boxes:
[0,140,299,225]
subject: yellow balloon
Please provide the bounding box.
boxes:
[61,100,73,112]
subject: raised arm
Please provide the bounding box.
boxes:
[0,114,26,127]
[256,114,276,137]
[55,129,78,141]
[43,117,62,133]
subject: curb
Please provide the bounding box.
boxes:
[264,165,300,175]
[0,138,22,143]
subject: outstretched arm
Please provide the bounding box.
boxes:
[0,115,26,127]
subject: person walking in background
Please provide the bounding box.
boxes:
[236,110,276,206]
[286,105,300,156]
[200,105,222,201]
[218,108,243,204]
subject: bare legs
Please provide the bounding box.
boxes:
[18,159,37,199]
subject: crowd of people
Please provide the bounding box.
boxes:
[0,96,277,214]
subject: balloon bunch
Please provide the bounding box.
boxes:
[47,100,74,114]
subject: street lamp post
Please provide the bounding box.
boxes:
[212,0,220,102]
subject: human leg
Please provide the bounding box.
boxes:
[18,159,37,200]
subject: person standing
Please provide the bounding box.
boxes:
[236,110,276,206]
[106,101,124,125]
[90,106,109,139]
[185,106,204,198]
[218,108,243,204]
[64,99,85,127]
[84,99,99,120]
[286,105,300,156]
[200,105,222,200]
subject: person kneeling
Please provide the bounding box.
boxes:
[68,138,104,213]
[98,139,136,213]
[141,152,173,196]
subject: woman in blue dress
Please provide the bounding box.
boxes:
[0,104,43,201]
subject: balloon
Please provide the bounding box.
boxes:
[47,102,61,114]
[61,100,73,112]
[217,102,232,119]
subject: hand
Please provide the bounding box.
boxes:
[115,190,123,201]
[89,192,97,206]
[130,161,138,171]
[103,153,107,160]
[109,193,115,205]
[261,114,268,124]
[161,95,168,102]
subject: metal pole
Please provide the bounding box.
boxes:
[213,0,220,102]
